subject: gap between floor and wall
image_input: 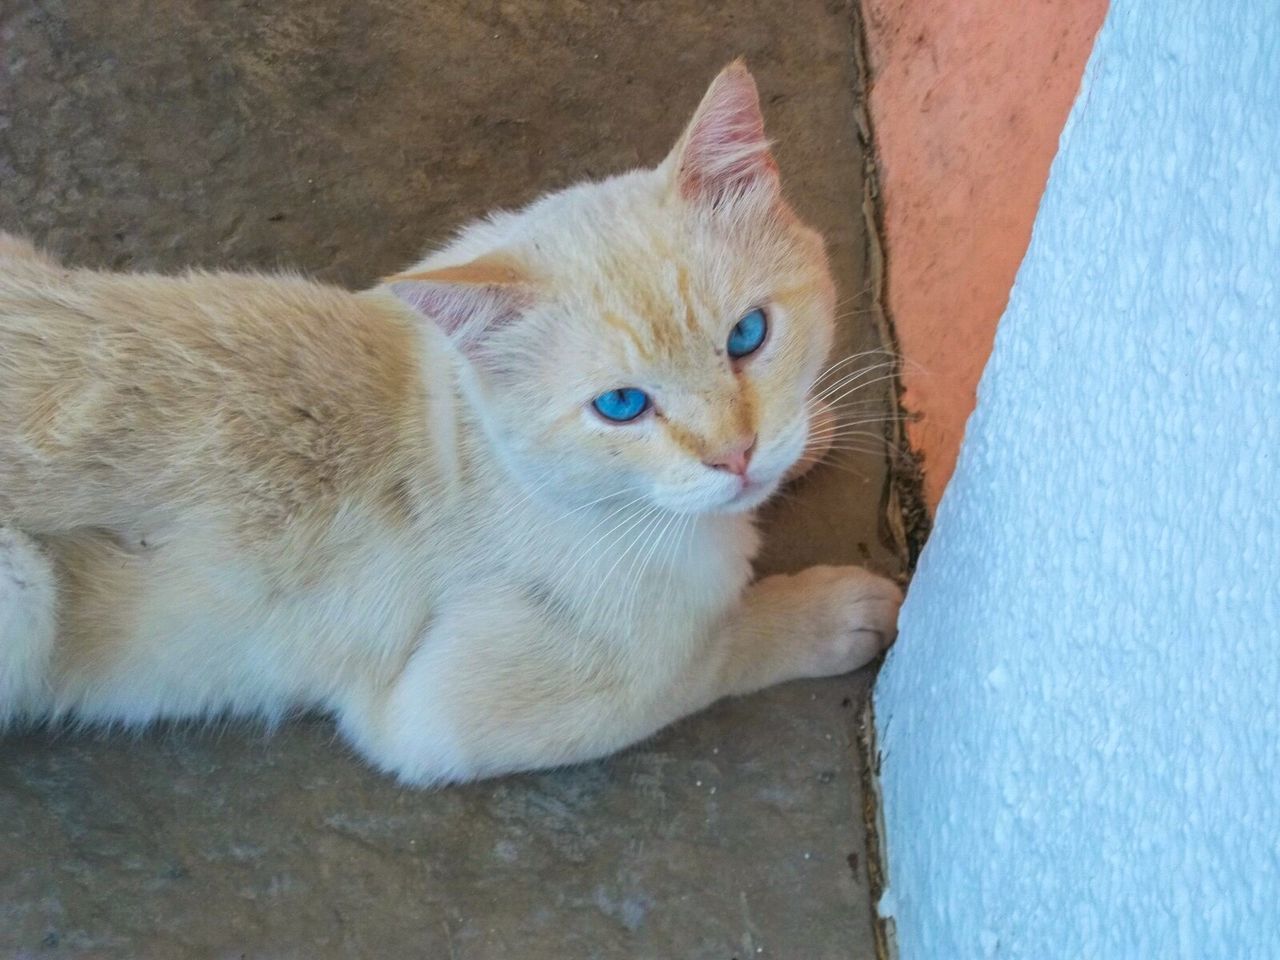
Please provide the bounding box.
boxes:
[845,4,927,958]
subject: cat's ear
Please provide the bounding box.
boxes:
[667,60,779,206]
[383,257,533,350]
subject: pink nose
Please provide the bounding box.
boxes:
[704,434,757,477]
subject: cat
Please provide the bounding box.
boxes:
[0,62,902,785]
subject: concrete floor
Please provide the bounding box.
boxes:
[0,2,899,956]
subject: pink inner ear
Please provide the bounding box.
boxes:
[678,64,779,204]
[386,277,529,347]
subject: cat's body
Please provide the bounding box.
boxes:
[0,64,901,784]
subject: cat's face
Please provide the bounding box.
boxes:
[389,63,835,516]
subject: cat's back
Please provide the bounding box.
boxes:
[0,245,414,405]
[0,240,433,537]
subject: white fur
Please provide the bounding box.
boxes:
[0,527,58,720]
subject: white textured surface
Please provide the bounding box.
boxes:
[874,1,1280,957]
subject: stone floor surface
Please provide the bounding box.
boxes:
[0,2,897,956]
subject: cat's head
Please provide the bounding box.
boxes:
[385,62,835,515]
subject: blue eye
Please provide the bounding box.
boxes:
[592,387,651,423]
[727,308,768,359]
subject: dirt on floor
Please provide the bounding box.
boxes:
[0,2,899,957]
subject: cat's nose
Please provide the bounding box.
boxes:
[704,434,757,477]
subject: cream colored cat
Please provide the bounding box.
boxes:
[0,63,901,784]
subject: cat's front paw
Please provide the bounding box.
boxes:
[791,565,903,677]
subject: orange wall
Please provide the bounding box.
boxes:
[862,0,1108,510]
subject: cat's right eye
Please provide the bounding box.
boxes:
[727,307,768,360]
[591,388,651,423]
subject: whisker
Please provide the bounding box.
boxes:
[819,398,916,415]
[661,512,696,605]
[831,306,889,322]
[811,350,902,386]
[822,442,893,456]
[502,471,560,515]
[552,487,637,523]
[814,347,900,375]
[556,495,652,586]
[809,458,874,481]
[618,507,683,630]
[807,419,915,444]
[810,361,901,401]
[583,506,664,614]
[831,280,876,309]
[817,371,903,408]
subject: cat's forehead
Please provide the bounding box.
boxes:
[522,174,787,310]
[553,245,763,374]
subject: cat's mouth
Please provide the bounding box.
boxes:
[720,473,780,512]
[706,425,810,512]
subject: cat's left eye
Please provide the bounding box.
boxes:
[592,387,651,423]
[727,308,768,360]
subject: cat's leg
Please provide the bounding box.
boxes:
[337,592,671,785]
[0,526,58,721]
[339,566,901,785]
[711,564,902,699]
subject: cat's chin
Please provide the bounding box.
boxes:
[677,475,783,515]
[719,476,783,513]
[652,471,783,515]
